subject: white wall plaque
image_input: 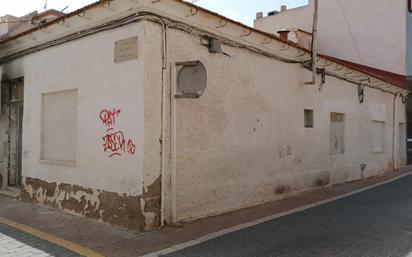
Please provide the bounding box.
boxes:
[114,36,138,63]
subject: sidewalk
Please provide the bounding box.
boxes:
[0,167,411,257]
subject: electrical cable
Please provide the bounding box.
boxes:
[0,10,406,95]
[0,11,306,64]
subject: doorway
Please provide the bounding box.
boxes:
[4,79,24,187]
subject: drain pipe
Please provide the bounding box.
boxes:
[145,15,168,228]
[136,12,169,228]
[160,19,168,227]
[392,93,399,171]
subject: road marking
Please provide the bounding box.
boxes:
[143,170,412,257]
[0,215,105,257]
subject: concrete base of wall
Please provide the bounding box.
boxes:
[18,166,396,231]
[20,177,161,231]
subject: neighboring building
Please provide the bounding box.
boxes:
[254,0,406,75]
[0,10,63,39]
[255,0,412,163]
[0,0,408,231]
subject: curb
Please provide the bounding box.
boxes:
[143,170,412,257]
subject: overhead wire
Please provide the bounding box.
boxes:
[0,9,406,95]
[0,10,307,64]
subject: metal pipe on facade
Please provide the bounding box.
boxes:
[152,16,168,228]
[392,93,399,171]
[170,64,177,224]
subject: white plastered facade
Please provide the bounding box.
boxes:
[0,0,407,228]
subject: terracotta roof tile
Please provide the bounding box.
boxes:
[320,55,406,89]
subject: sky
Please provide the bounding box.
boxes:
[0,0,308,26]
[186,0,308,26]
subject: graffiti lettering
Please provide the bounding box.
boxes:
[100,109,121,127]
[99,108,136,158]
[103,131,125,153]
[127,140,136,155]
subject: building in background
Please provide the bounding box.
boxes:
[0,0,408,231]
[0,9,63,39]
[255,0,412,163]
[254,0,406,75]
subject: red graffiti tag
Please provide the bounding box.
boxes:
[100,108,136,158]
[127,140,136,155]
[100,108,121,127]
[102,130,126,156]
[102,132,136,158]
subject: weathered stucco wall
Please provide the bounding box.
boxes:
[0,0,407,231]
[0,21,162,231]
[144,21,407,222]
[254,0,406,75]
[22,23,145,196]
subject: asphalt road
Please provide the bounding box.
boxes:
[165,174,412,257]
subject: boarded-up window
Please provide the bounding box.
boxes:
[372,121,385,153]
[41,89,77,163]
[330,113,344,155]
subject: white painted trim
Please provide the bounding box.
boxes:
[142,170,412,257]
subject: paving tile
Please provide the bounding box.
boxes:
[0,224,82,257]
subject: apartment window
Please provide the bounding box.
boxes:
[304,109,314,128]
[41,89,77,163]
[372,121,385,153]
[330,113,344,155]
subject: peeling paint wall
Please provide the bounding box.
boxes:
[21,177,160,230]
[21,24,145,197]
[143,21,407,222]
[0,21,162,230]
[0,0,408,231]
[142,19,163,227]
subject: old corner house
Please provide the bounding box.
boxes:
[0,0,408,231]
